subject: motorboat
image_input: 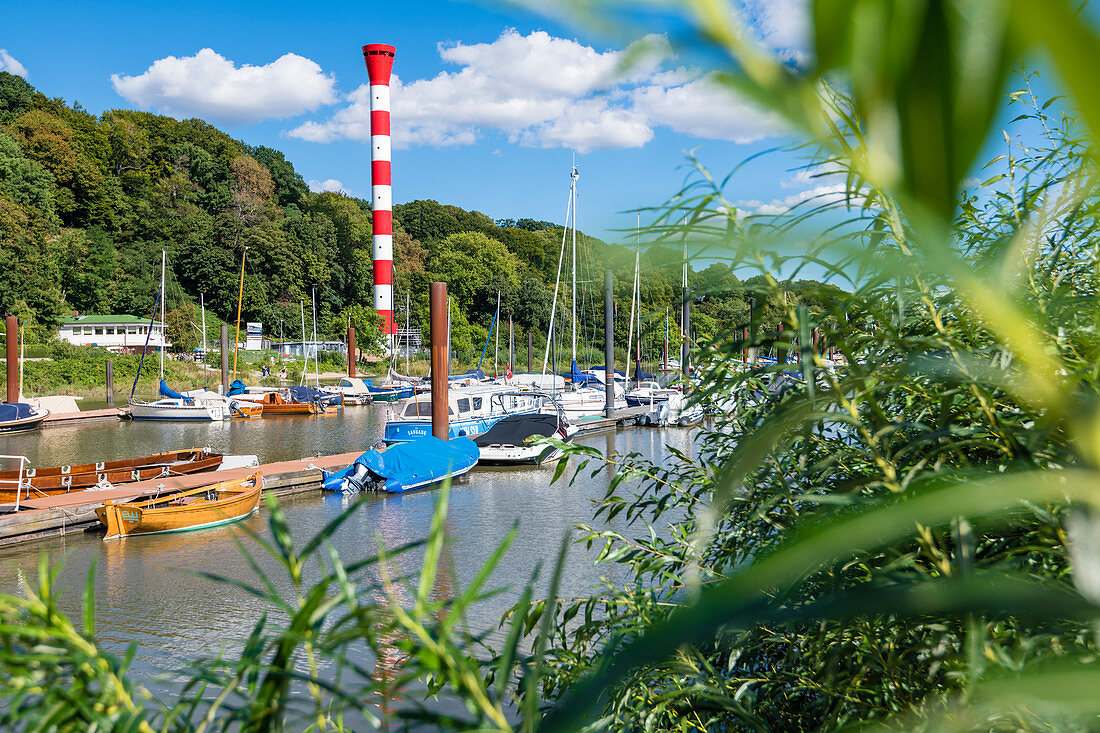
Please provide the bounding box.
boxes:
[321,377,373,405]
[384,385,541,443]
[0,402,48,434]
[321,437,479,494]
[474,413,574,466]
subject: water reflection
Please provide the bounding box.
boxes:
[0,416,699,695]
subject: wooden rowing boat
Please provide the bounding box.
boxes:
[0,449,223,502]
[257,392,323,415]
[96,472,263,540]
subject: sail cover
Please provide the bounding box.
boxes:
[474,414,560,447]
[159,379,187,400]
[289,386,326,403]
[227,379,249,396]
[564,359,599,385]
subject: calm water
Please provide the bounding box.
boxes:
[0,405,693,705]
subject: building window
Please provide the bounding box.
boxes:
[94,327,104,335]
[84,326,94,335]
[105,327,114,335]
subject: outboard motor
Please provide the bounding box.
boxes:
[343,462,372,494]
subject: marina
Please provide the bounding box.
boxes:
[0,403,695,688]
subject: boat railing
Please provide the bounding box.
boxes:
[0,455,30,511]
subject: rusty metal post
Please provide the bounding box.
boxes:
[220,324,229,394]
[5,316,17,403]
[348,326,357,378]
[508,316,513,375]
[430,282,449,440]
[106,361,114,404]
[604,270,615,418]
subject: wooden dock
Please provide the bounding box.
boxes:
[42,407,128,427]
[0,452,361,549]
[571,406,650,434]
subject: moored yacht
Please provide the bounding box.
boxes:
[384,385,541,443]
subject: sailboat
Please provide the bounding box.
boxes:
[532,165,625,419]
[129,251,227,421]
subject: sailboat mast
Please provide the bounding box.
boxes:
[200,292,207,390]
[300,300,306,386]
[160,249,166,380]
[232,247,247,381]
[570,164,578,362]
[311,286,319,385]
[664,307,668,369]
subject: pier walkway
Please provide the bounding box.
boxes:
[0,452,360,548]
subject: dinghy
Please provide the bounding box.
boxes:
[322,436,479,494]
[96,472,263,540]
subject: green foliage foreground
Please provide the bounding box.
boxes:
[7,1,1100,731]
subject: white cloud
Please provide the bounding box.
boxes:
[287,29,779,153]
[737,183,850,216]
[631,77,783,144]
[111,48,337,125]
[0,49,27,78]
[738,0,810,62]
[308,178,346,194]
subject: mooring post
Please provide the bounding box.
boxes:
[347,326,357,378]
[106,361,114,404]
[220,324,229,394]
[681,286,690,384]
[527,331,532,374]
[508,316,514,376]
[749,297,757,367]
[430,282,449,440]
[776,321,785,368]
[5,316,17,403]
[604,270,615,418]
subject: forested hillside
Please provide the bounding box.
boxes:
[0,71,837,360]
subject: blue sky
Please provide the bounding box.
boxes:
[0,0,1083,249]
[0,0,818,242]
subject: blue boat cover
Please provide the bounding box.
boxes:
[289,386,326,403]
[159,379,187,400]
[0,403,35,422]
[227,379,249,396]
[323,436,479,494]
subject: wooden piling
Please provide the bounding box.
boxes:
[5,316,16,403]
[220,324,229,394]
[347,327,357,378]
[105,361,114,404]
[527,332,532,373]
[430,282,449,440]
[604,270,614,418]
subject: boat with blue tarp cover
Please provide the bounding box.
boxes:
[0,402,49,434]
[322,436,479,494]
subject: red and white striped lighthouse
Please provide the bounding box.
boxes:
[362,43,397,343]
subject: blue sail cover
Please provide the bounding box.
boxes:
[323,436,479,494]
[227,379,249,396]
[563,359,599,386]
[289,386,325,403]
[159,379,187,400]
[0,403,35,422]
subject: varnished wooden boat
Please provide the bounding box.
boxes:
[0,449,223,503]
[96,472,263,540]
[257,392,323,415]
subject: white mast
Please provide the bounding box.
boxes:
[541,181,573,375]
[311,286,320,386]
[494,289,500,377]
[299,299,307,386]
[159,249,166,380]
[570,162,579,363]
[626,241,639,386]
[200,292,207,389]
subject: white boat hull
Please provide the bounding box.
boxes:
[129,399,226,421]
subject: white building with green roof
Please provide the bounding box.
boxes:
[59,315,170,351]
